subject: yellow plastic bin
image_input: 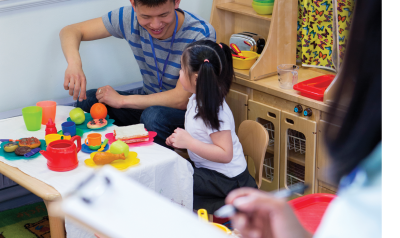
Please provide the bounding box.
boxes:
[232,51,259,70]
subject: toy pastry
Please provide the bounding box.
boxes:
[3,142,18,152]
[87,118,108,129]
[18,137,41,149]
[15,146,31,156]
[114,123,149,143]
[93,152,125,165]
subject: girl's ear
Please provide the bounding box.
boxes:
[194,73,198,85]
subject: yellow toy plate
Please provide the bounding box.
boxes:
[84,151,140,170]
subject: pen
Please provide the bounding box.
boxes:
[214,183,309,218]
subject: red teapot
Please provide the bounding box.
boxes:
[40,136,81,172]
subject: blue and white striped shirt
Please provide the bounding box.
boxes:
[102,7,216,94]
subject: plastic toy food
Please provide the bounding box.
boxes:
[114,124,149,143]
[90,103,107,119]
[93,152,125,165]
[87,118,108,129]
[3,142,18,152]
[69,107,86,125]
[15,146,31,156]
[109,141,129,158]
[45,118,58,135]
[18,137,41,149]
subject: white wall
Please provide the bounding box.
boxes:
[0,0,213,113]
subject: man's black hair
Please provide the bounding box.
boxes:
[325,0,381,184]
[134,0,175,7]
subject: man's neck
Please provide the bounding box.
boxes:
[158,9,184,40]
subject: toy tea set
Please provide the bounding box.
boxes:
[1,102,149,172]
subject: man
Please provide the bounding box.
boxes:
[60,0,216,148]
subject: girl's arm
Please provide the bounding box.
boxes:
[166,128,233,163]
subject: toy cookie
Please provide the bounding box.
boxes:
[15,146,31,156]
[87,118,108,129]
[18,137,41,149]
[3,142,18,152]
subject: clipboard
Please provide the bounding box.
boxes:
[61,166,229,238]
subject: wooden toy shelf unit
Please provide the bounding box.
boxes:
[210,0,298,80]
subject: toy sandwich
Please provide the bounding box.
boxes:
[113,124,149,143]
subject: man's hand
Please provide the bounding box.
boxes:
[225,188,312,238]
[64,63,87,101]
[166,128,193,149]
[96,85,124,108]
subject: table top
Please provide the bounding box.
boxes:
[0,106,194,204]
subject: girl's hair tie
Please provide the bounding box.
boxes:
[204,59,209,63]
[219,44,223,48]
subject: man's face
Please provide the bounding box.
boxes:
[132,0,179,40]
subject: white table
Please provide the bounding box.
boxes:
[0,106,194,238]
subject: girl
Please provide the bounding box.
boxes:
[166,40,257,214]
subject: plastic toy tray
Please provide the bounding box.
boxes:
[288,193,336,233]
[293,74,336,101]
[0,139,46,161]
[67,113,115,133]
[105,131,157,148]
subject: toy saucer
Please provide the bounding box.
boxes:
[0,139,46,161]
[57,128,84,138]
[67,113,114,133]
[84,151,140,170]
[105,131,157,147]
[81,143,109,154]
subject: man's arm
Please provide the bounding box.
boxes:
[59,17,111,101]
[97,79,192,110]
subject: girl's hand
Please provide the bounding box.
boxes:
[226,188,312,238]
[168,128,193,149]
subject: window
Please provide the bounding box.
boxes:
[0,0,70,13]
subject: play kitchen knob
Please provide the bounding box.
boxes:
[304,108,313,117]
[294,105,303,113]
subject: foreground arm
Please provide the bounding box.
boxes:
[225,188,313,238]
[166,128,233,163]
[60,17,111,101]
[96,79,191,110]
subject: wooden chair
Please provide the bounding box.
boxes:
[238,120,269,188]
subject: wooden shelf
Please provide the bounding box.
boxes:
[216,2,272,21]
[266,146,274,154]
[288,150,305,166]
[234,68,250,79]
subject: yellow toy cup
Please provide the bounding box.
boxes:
[45,134,64,146]
[197,209,232,235]
[85,133,102,149]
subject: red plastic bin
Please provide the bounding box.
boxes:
[293,74,336,101]
[288,193,337,234]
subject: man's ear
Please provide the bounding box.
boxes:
[131,0,136,11]
[174,0,181,9]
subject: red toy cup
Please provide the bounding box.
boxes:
[36,101,57,125]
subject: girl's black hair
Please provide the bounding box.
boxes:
[182,40,234,131]
[325,0,381,184]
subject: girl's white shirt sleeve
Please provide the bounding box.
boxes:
[313,143,382,238]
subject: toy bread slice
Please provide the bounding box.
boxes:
[87,118,108,129]
[114,124,149,141]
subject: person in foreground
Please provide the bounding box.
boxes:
[225,1,382,237]
[59,0,216,148]
[166,40,257,214]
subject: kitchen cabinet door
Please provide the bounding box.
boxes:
[226,89,248,134]
[247,100,281,192]
[280,111,317,197]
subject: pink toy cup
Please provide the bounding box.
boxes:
[36,101,57,125]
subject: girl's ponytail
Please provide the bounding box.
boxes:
[219,43,234,97]
[195,60,224,131]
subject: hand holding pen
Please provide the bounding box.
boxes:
[218,184,312,238]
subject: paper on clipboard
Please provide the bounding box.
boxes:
[62,166,229,238]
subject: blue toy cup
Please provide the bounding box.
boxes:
[62,121,76,137]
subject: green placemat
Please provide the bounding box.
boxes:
[57,128,84,138]
[0,140,46,161]
[67,113,115,133]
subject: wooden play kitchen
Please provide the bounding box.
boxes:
[210,0,341,195]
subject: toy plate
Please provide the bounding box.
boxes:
[67,113,115,133]
[57,128,84,138]
[0,139,46,161]
[84,151,140,170]
[81,143,110,154]
[105,131,157,147]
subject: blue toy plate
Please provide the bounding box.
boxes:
[81,142,109,154]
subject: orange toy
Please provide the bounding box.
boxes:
[90,103,107,119]
[93,152,125,165]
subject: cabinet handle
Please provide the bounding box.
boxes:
[268,112,276,118]
[285,118,294,125]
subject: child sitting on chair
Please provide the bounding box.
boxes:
[166,40,257,214]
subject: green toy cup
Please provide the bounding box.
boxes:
[22,106,42,131]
